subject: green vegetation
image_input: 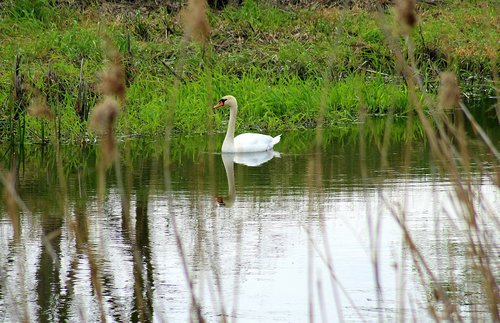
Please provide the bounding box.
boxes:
[0,0,498,143]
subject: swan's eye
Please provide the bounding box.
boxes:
[220,99,227,104]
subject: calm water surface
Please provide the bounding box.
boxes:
[0,126,498,322]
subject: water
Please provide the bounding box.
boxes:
[0,125,499,322]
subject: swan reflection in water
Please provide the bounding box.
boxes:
[215,150,280,207]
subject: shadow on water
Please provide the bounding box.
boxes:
[0,116,498,322]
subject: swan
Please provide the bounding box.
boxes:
[213,95,281,153]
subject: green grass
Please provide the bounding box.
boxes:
[0,0,497,143]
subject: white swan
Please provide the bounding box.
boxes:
[213,95,281,153]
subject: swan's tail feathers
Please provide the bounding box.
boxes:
[272,134,281,146]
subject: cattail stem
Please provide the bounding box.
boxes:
[459,101,500,162]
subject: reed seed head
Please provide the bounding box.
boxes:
[438,72,460,110]
[90,98,119,169]
[89,97,119,134]
[395,0,418,34]
[99,38,126,101]
[99,64,126,101]
[180,0,211,45]
[28,97,54,120]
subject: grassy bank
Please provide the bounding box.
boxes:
[0,0,498,143]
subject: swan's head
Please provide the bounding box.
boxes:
[213,95,237,109]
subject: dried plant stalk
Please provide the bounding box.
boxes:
[438,72,460,110]
[376,2,500,320]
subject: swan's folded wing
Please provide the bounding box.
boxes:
[234,133,277,152]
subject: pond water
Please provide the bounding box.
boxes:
[0,120,499,322]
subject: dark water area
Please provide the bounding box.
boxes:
[0,116,499,322]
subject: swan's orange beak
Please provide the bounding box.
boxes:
[213,101,224,109]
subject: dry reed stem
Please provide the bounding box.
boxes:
[458,102,500,162]
[318,152,345,322]
[0,166,59,322]
[381,196,463,322]
[160,16,207,319]
[89,45,122,322]
[492,55,500,124]
[101,38,152,321]
[89,37,152,322]
[379,3,500,318]
[180,0,211,45]
[70,215,107,323]
[305,152,349,323]
[305,156,316,323]
[356,77,388,322]
[171,207,206,322]
[0,172,59,264]
[437,72,460,111]
[304,225,368,323]
[316,280,328,323]
[114,154,152,322]
[163,106,205,322]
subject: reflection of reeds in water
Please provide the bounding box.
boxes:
[93,38,155,322]
[3,170,20,242]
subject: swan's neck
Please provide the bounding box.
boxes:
[222,105,237,152]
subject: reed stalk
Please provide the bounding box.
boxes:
[369,1,500,321]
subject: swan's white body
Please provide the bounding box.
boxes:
[227,133,281,153]
[214,95,281,153]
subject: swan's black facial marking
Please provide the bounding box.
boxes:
[214,97,228,109]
